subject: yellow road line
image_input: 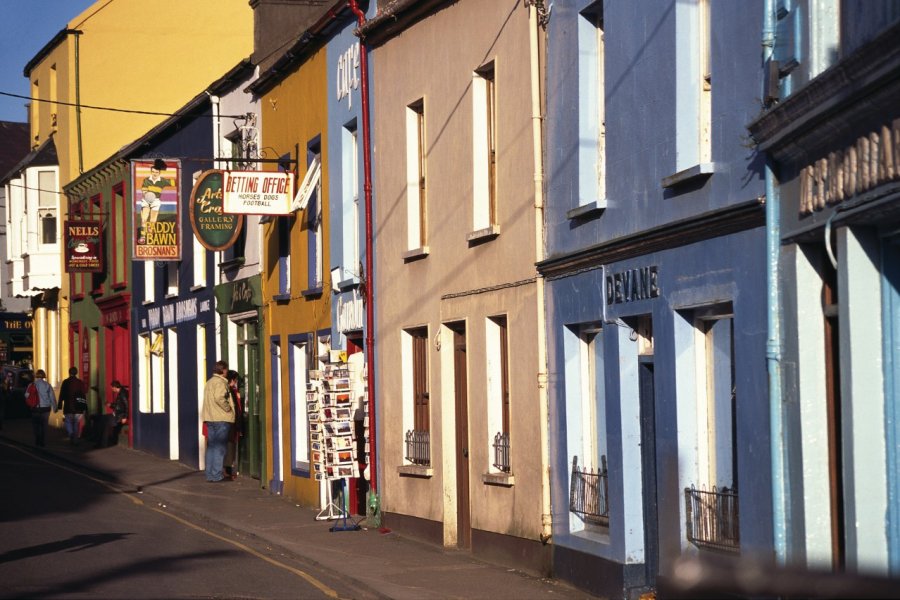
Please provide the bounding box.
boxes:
[4,441,343,599]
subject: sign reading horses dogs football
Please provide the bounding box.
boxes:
[223,171,294,215]
[189,170,244,251]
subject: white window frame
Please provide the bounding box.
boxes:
[577,3,606,209]
[673,0,713,175]
[291,339,310,469]
[471,61,498,235]
[342,124,361,279]
[406,99,427,252]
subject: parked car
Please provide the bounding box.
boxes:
[2,366,34,419]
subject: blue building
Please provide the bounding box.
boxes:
[127,64,252,467]
[539,1,769,597]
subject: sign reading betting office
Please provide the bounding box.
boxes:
[131,158,182,260]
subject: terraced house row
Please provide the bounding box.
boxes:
[2,0,900,597]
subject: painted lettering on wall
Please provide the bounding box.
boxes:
[605,266,660,305]
[336,42,360,109]
[800,118,900,215]
[337,289,363,333]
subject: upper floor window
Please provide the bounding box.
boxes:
[406,100,427,252]
[577,2,606,209]
[342,122,361,277]
[472,61,498,236]
[306,142,323,292]
[38,170,57,246]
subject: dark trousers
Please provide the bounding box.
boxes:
[31,407,50,446]
[99,414,122,448]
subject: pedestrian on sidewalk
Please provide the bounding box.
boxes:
[224,370,243,480]
[98,380,128,448]
[58,367,88,444]
[27,369,56,447]
[202,360,234,482]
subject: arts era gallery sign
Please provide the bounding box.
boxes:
[189,170,244,251]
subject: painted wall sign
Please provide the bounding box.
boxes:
[605,266,660,305]
[336,42,360,109]
[63,220,103,272]
[131,158,182,260]
[101,306,129,327]
[189,170,244,251]
[799,119,900,215]
[223,170,294,215]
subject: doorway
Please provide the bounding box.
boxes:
[451,323,471,549]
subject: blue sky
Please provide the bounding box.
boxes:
[0,0,97,123]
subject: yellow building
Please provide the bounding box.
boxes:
[20,0,252,386]
[249,37,330,507]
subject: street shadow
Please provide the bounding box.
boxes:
[0,533,133,564]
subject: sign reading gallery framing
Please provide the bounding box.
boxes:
[189,170,244,251]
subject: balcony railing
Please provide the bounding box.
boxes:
[404,429,431,467]
[684,484,740,553]
[569,455,609,526]
[492,432,511,473]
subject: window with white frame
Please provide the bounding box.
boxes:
[149,330,165,413]
[138,333,151,413]
[306,143,323,291]
[673,0,712,174]
[694,311,736,491]
[402,326,430,466]
[166,263,178,296]
[578,1,606,207]
[565,323,609,528]
[290,338,310,470]
[486,316,511,473]
[191,171,206,287]
[472,61,497,234]
[406,99,427,251]
[38,170,57,246]
[342,123,361,278]
[144,262,155,303]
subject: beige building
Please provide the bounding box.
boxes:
[361,0,551,573]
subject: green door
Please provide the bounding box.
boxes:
[238,321,263,481]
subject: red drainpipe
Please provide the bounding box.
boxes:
[348,0,376,494]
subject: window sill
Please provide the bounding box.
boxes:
[338,277,360,291]
[402,246,429,262]
[142,300,155,306]
[301,286,323,299]
[466,225,499,244]
[398,464,433,478]
[165,293,178,299]
[482,472,515,487]
[111,282,127,291]
[71,293,85,302]
[566,200,607,220]
[189,284,205,292]
[661,162,715,189]
[272,293,291,302]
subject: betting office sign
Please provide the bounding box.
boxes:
[189,170,244,251]
[222,171,294,215]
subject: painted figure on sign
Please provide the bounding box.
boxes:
[139,158,173,244]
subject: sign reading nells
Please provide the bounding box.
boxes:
[64,219,103,272]
[189,170,244,251]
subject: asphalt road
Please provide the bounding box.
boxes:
[0,441,369,599]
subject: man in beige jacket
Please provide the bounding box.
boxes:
[202,360,235,482]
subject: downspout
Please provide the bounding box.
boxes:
[762,0,787,566]
[528,1,552,544]
[349,0,377,496]
[73,30,83,174]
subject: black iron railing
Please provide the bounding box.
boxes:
[569,455,609,526]
[404,429,430,466]
[492,432,511,473]
[685,484,740,553]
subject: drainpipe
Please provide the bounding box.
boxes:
[528,1,552,544]
[73,30,84,174]
[349,0,377,496]
[762,0,787,566]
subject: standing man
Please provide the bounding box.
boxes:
[58,367,87,444]
[138,158,173,244]
[27,369,56,447]
[202,360,235,482]
[98,380,128,448]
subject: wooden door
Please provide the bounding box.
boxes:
[453,326,471,549]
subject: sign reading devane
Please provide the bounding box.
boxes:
[223,171,294,215]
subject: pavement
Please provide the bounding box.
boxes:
[1,417,595,600]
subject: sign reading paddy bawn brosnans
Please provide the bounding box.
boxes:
[131,158,181,260]
[189,170,243,251]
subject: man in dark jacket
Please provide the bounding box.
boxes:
[58,367,87,444]
[98,380,128,448]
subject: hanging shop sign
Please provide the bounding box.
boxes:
[223,170,294,215]
[131,158,182,260]
[189,170,244,251]
[63,219,103,272]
